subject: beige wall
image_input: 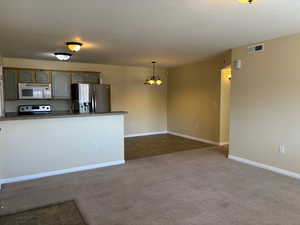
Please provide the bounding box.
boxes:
[220,67,231,144]
[230,33,300,174]
[2,58,167,135]
[167,53,230,143]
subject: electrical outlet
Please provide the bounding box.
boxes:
[279,144,286,154]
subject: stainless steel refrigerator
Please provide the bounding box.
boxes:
[71,83,111,113]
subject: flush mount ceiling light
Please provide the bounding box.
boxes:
[237,0,256,4]
[54,52,72,61]
[144,62,162,86]
[66,41,83,52]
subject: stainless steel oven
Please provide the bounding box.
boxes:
[18,83,52,99]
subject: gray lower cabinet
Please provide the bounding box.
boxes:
[19,70,35,83]
[3,69,18,100]
[52,72,71,99]
[36,71,51,83]
[72,73,99,84]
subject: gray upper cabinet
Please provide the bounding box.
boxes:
[3,69,18,100]
[36,71,51,83]
[19,70,35,83]
[52,72,71,99]
[72,73,99,84]
[86,74,100,83]
[3,69,99,101]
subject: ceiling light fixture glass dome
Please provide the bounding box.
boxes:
[54,52,72,61]
[237,0,256,4]
[148,77,155,85]
[66,41,83,52]
[156,78,162,85]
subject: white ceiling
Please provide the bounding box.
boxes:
[0,0,300,67]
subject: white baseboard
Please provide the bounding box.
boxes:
[0,160,125,189]
[167,131,220,146]
[125,131,168,138]
[219,142,229,146]
[229,155,300,180]
[124,130,227,146]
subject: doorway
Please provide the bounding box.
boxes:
[220,66,232,146]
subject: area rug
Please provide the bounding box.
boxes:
[0,200,87,225]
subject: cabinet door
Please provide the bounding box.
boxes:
[72,73,99,84]
[36,71,51,83]
[85,74,99,83]
[3,69,18,100]
[72,73,85,83]
[52,72,71,99]
[19,70,35,83]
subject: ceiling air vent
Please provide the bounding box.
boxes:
[248,43,264,54]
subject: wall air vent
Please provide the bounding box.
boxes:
[248,43,264,54]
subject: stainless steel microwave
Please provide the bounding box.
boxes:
[18,83,52,99]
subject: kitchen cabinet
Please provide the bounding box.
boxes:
[36,71,51,83]
[72,72,99,84]
[19,70,35,83]
[3,68,100,101]
[19,70,51,83]
[52,71,71,99]
[3,69,18,100]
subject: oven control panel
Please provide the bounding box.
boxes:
[18,104,52,115]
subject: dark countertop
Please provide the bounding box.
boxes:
[0,111,128,121]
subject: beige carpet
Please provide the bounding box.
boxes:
[1,147,300,225]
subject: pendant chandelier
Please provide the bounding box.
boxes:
[144,62,162,86]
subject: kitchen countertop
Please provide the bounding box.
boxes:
[0,111,128,121]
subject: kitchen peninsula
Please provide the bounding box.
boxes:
[0,111,127,187]
[0,67,128,187]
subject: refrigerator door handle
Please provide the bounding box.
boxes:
[91,93,95,112]
[93,93,97,112]
[91,89,95,112]
[94,86,98,112]
[92,86,98,113]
